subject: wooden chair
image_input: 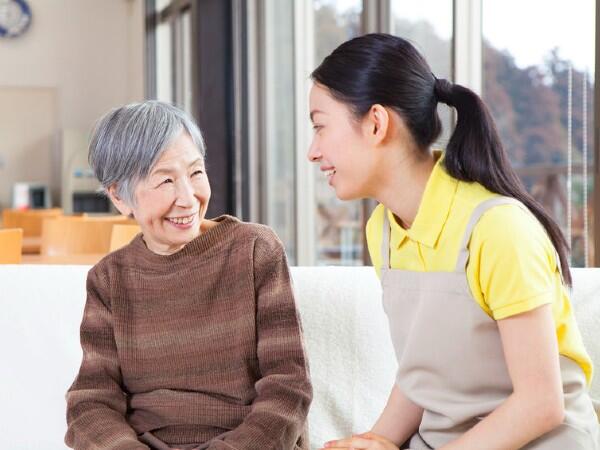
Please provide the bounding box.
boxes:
[1,208,63,237]
[40,217,130,256]
[0,228,23,264]
[109,224,141,251]
[82,213,131,222]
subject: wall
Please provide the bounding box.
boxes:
[0,0,145,209]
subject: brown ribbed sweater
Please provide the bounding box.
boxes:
[65,215,312,450]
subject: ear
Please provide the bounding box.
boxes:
[106,184,133,217]
[362,104,390,145]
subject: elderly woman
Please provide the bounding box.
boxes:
[65,101,312,450]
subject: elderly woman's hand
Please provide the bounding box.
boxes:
[320,432,401,450]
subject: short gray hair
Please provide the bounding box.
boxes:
[89,100,206,206]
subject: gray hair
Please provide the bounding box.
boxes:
[89,100,206,206]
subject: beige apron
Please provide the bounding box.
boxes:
[380,197,599,449]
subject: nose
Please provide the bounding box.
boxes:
[174,177,196,208]
[307,140,322,163]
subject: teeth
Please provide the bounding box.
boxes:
[325,169,336,177]
[168,215,194,225]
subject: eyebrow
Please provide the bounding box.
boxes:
[310,109,325,122]
[150,158,204,177]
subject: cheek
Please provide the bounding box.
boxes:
[194,178,211,201]
[330,123,358,148]
[135,190,173,223]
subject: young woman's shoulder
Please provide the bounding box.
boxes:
[473,202,553,254]
[470,202,559,320]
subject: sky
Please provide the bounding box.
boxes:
[317,0,595,72]
[483,0,595,72]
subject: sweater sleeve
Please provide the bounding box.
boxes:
[65,268,149,450]
[208,229,313,450]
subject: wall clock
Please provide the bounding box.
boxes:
[0,0,32,38]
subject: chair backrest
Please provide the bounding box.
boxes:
[0,228,23,264]
[1,208,63,237]
[109,224,141,251]
[40,217,129,256]
[82,214,131,222]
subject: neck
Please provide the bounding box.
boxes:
[143,218,217,255]
[372,149,436,229]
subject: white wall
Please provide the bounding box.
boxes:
[0,0,145,209]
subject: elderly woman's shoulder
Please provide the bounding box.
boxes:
[86,237,139,282]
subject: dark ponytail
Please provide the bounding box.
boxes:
[312,33,572,285]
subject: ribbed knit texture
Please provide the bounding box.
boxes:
[65,215,312,450]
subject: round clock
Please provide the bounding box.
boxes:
[0,0,32,38]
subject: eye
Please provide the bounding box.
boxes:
[312,125,323,133]
[160,178,173,186]
[191,169,204,177]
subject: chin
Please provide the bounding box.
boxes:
[335,188,361,202]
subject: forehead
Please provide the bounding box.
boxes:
[310,83,352,117]
[151,133,204,171]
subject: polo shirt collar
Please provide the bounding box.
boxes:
[388,152,458,249]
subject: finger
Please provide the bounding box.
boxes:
[322,446,376,450]
[324,437,375,448]
[356,432,392,444]
[354,432,373,439]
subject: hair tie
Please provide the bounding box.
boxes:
[433,77,453,105]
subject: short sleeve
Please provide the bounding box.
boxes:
[469,205,560,320]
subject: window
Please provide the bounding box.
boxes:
[391,0,454,145]
[482,0,596,267]
[146,0,598,267]
[263,0,298,261]
[313,0,363,265]
[151,0,193,114]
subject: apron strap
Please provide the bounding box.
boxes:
[454,197,525,272]
[381,208,391,270]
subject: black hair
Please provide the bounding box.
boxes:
[312,33,572,284]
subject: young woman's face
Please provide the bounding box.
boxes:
[114,132,211,255]
[307,83,377,200]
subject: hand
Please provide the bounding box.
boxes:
[321,432,400,450]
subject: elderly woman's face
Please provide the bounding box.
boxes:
[121,132,210,255]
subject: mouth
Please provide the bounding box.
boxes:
[321,166,336,179]
[165,212,198,228]
[321,167,336,184]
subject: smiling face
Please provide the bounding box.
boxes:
[109,131,211,255]
[307,83,380,201]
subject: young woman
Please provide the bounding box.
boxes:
[307,33,598,450]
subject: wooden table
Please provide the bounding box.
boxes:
[21,253,105,265]
[22,236,42,254]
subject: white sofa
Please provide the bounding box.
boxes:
[0,265,598,449]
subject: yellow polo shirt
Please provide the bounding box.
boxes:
[366,154,593,383]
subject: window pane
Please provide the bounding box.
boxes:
[483,0,595,267]
[156,20,173,103]
[264,0,297,262]
[313,0,363,265]
[391,0,454,145]
[155,0,170,12]
[181,9,193,115]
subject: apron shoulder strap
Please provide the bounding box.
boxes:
[454,196,526,272]
[381,208,391,270]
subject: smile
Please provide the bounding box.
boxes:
[165,213,197,225]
